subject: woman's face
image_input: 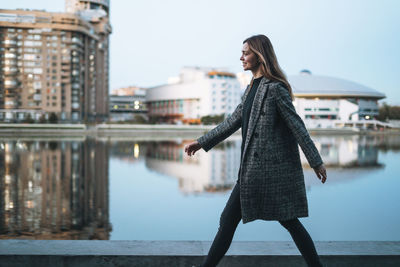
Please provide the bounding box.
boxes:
[240,42,259,72]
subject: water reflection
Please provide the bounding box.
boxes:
[307,135,383,168]
[0,133,399,240]
[145,139,241,194]
[142,135,388,193]
[0,138,111,239]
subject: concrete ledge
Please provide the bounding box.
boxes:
[0,123,86,129]
[1,123,399,136]
[1,240,399,267]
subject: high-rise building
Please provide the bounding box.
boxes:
[0,0,111,123]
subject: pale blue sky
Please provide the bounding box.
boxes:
[2,0,400,104]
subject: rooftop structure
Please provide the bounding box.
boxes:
[290,71,385,99]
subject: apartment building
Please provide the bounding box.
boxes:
[0,0,111,123]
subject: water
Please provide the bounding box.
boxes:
[1,133,399,241]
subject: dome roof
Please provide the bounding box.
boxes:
[288,74,386,99]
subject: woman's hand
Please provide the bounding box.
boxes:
[313,164,327,183]
[184,141,202,157]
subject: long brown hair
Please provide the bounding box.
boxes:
[244,34,294,100]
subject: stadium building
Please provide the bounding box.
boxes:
[289,70,386,129]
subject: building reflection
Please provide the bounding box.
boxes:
[0,138,110,239]
[144,135,385,194]
[302,135,383,168]
[145,139,241,194]
[109,141,146,163]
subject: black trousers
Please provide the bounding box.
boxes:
[201,182,323,267]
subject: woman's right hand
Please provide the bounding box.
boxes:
[313,164,327,184]
[184,141,202,157]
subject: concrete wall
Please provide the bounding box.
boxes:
[1,240,399,267]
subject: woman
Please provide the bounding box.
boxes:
[184,34,327,267]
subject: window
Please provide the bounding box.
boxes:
[33,82,41,89]
[5,80,17,86]
[5,53,16,58]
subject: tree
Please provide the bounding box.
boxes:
[38,114,47,123]
[22,114,34,123]
[201,114,225,125]
[377,103,400,121]
[133,114,148,124]
[48,112,58,123]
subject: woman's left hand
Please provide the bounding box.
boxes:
[313,164,327,184]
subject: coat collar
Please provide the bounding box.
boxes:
[241,76,272,163]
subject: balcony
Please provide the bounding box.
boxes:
[3,39,17,46]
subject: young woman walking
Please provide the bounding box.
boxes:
[184,34,327,267]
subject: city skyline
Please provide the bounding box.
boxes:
[2,0,399,105]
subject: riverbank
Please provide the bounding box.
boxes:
[1,123,399,135]
[1,240,399,267]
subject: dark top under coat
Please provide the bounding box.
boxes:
[241,76,263,159]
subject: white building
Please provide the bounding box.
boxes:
[146,67,242,124]
[145,137,241,194]
[289,71,386,129]
[148,67,386,128]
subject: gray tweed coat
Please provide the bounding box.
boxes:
[197,77,323,223]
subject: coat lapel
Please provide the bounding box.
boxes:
[241,77,271,164]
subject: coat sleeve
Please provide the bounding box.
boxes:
[197,100,243,152]
[274,83,323,169]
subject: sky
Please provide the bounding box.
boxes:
[2,0,400,104]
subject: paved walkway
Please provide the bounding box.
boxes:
[1,240,399,266]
